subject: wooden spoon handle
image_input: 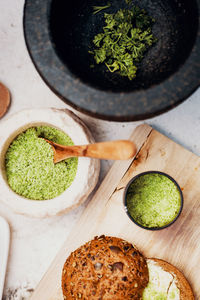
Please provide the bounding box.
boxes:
[69,140,136,160]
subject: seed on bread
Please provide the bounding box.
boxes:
[109,246,121,254]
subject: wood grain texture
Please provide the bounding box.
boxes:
[30,124,200,299]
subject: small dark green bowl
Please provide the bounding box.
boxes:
[123,171,183,230]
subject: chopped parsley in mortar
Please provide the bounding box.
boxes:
[90,1,157,80]
[5,126,78,200]
[126,173,181,228]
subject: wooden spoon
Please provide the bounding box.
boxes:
[44,139,137,163]
[0,83,11,119]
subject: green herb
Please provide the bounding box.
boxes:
[5,126,78,200]
[89,4,156,80]
[93,3,111,15]
[125,0,132,5]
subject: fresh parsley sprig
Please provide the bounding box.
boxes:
[90,4,157,80]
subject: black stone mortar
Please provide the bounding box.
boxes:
[23,0,200,121]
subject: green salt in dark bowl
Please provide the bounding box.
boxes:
[23,0,200,121]
[123,171,183,230]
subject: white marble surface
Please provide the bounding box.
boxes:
[0,0,199,299]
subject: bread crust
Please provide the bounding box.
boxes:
[148,258,194,300]
[62,236,149,299]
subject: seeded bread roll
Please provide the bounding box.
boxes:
[148,258,194,300]
[62,235,149,300]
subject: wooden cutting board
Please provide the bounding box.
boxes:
[30,124,200,300]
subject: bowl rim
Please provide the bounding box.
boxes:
[23,0,200,122]
[123,170,184,230]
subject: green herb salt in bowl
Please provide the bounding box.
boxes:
[124,171,183,230]
[5,125,78,201]
[0,108,100,218]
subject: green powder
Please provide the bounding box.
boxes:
[126,173,181,228]
[5,126,78,200]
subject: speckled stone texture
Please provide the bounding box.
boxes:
[23,0,200,121]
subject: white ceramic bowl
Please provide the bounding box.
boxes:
[0,216,9,299]
[0,108,100,218]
